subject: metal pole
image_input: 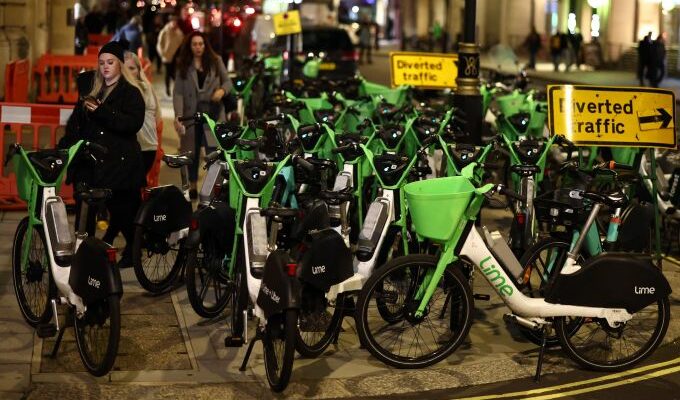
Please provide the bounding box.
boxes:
[650,148,662,268]
[454,0,483,145]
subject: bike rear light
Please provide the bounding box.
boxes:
[515,212,526,225]
[286,263,297,277]
[190,218,199,231]
[213,183,223,197]
[106,248,118,263]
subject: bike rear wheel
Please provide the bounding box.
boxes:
[132,225,185,294]
[295,289,345,358]
[556,296,669,371]
[356,254,473,368]
[73,294,121,377]
[263,309,297,392]
[12,217,54,327]
[185,240,231,318]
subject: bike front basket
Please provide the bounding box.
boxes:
[404,176,475,242]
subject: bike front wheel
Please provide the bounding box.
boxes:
[12,217,55,327]
[356,254,474,368]
[73,294,121,377]
[185,240,231,319]
[263,308,298,392]
[295,289,345,358]
[555,296,670,371]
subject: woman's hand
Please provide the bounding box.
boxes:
[211,88,226,102]
[84,97,100,112]
[174,117,186,136]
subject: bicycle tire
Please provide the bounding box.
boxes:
[230,249,248,339]
[374,227,415,323]
[74,293,121,377]
[295,290,345,358]
[185,239,231,319]
[356,254,473,368]
[556,296,669,371]
[12,217,54,327]
[263,308,298,392]
[132,225,185,294]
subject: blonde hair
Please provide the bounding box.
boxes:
[87,55,144,103]
[124,51,160,117]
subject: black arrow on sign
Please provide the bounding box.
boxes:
[638,108,673,129]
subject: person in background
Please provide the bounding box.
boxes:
[649,33,667,88]
[358,16,373,64]
[59,40,145,268]
[549,31,564,71]
[523,26,541,70]
[75,15,89,55]
[567,29,583,71]
[638,32,653,86]
[157,15,185,96]
[146,14,163,72]
[173,32,232,200]
[124,51,160,176]
[113,15,143,53]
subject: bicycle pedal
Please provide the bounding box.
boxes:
[474,294,491,301]
[37,323,57,338]
[224,336,245,347]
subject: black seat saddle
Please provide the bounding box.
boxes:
[583,190,628,209]
[163,152,193,168]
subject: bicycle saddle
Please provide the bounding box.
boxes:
[162,152,193,168]
[510,164,541,177]
[583,189,628,209]
[377,125,405,149]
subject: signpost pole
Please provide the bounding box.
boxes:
[650,148,662,268]
[454,0,483,145]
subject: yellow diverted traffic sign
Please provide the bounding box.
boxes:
[273,10,302,36]
[548,85,676,148]
[390,52,458,89]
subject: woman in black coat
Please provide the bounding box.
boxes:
[60,40,145,268]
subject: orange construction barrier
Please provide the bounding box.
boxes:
[147,119,163,188]
[4,59,30,103]
[33,54,98,104]
[0,102,75,209]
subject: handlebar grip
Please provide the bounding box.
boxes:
[260,207,299,218]
[86,141,108,155]
[331,144,354,154]
[499,185,527,203]
[236,138,262,148]
[294,155,315,173]
[204,150,221,164]
[606,161,634,171]
[298,123,321,135]
[177,115,197,123]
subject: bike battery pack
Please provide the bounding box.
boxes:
[246,211,269,278]
[329,173,352,223]
[356,198,390,262]
[45,197,74,266]
[482,227,524,282]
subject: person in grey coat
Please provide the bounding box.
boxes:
[173,31,232,199]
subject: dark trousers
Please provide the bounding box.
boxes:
[164,62,175,95]
[142,150,157,176]
[102,189,142,257]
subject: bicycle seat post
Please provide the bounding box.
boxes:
[180,164,191,198]
[568,202,602,261]
[76,198,91,239]
[268,218,282,252]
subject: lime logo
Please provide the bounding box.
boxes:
[480,256,513,297]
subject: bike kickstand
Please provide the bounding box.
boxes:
[534,327,548,383]
[50,314,73,359]
[239,329,262,372]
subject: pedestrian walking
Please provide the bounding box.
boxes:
[113,15,144,53]
[567,30,583,71]
[157,15,185,96]
[59,40,146,269]
[549,31,563,71]
[173,32,232,200]
[524,26,541,70]
[637,32,653,86]
[648,33,666,88]
[358,16,373,64]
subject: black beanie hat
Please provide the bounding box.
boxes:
[99,39,129,62]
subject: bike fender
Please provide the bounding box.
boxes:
[69,237,123,303]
